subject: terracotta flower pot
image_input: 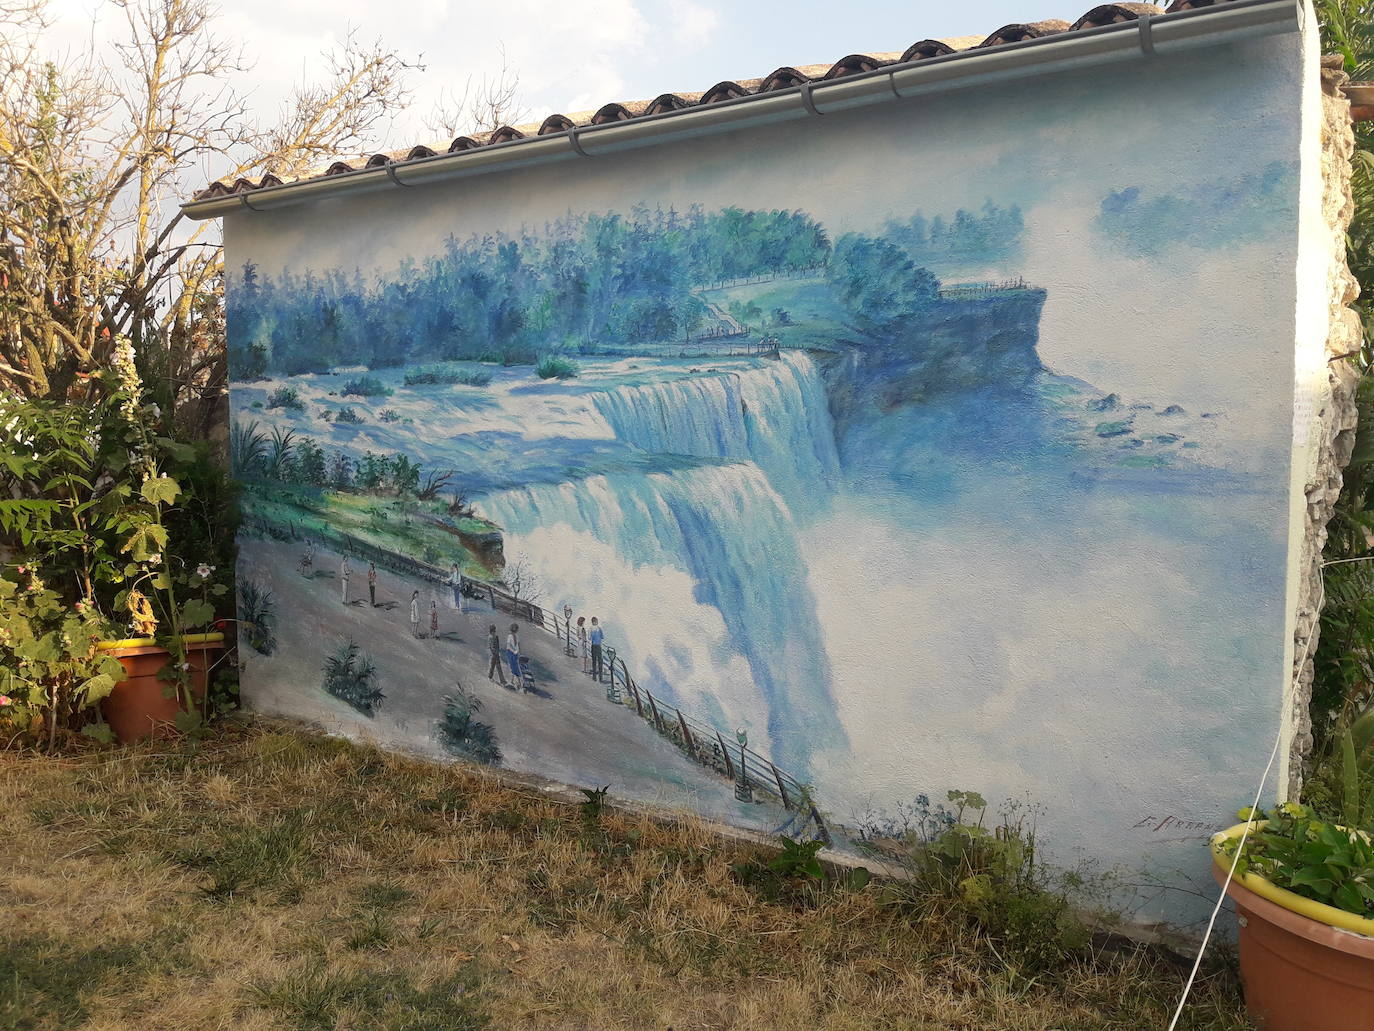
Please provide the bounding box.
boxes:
[1212,822,1374,1031]
[97,633,225,743]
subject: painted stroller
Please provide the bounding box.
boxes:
[518,655,536,694]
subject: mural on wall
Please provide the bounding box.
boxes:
[224,42,1304,928]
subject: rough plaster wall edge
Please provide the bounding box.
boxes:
[1285,45,1363,798]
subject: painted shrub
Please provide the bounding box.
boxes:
[224,33,1315,927]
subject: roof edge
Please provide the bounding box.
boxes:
[184,0,1302,221]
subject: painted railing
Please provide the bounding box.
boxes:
[937,276,1028,300]
[478,580,830,843]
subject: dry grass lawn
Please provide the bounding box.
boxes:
[1,718,1250,1030]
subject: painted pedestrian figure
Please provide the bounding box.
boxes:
[589,617,604,680]
[577,616,588,673]
[299,538,314,578]
[368,561,377,607]
[448,563,463,611]
[506,623,521,681]
[410,590,420,638]
[340,555,350,605]
[430,599,439,638]
[487,624,508,686]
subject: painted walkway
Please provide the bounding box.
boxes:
[237,538,785,830]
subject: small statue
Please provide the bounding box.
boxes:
[127,588,157,637]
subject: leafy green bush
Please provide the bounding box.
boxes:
[266,386,305,411]
[0,568,126,742]
[379,409,401,423]
[403,366,492,387]
[340,376,391,398]
[436,687,501,764]
[322,639,384,716]
[535,355,579,380]
[334,406,365,425]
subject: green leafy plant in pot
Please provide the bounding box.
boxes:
[1212,729,1374,1031]
[0,339,228,745]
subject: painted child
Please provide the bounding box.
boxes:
[430,599,439,638]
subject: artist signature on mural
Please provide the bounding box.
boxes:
[1131,813,1218,843]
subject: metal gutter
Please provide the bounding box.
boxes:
[182,0,1302,221]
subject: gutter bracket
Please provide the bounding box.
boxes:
[386,164,411,187]
[238,193,262,213]
[1138,14,1156,55]
[887,71,902,100]
[568,125,591,157]
[799,81,822,116]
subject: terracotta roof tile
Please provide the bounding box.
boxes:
[201,1,1260,199]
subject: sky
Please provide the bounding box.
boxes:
[39,0,1101,158]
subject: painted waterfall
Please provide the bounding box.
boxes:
[224,38,1306,929]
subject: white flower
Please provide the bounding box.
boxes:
[196,564,212,579]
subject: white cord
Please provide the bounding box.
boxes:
[1166,579,1324,1030]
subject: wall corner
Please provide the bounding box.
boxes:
[1284,46,1363,799]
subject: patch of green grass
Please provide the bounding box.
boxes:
[345,910,396,951]
[248,965,488,1031]
[0,934,179,1031]
[358,878,415,911]
[176,812,312,900]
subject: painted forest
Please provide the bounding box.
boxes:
[228,202,1025,377]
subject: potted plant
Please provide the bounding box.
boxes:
[0,339,232,745]
[1212,737,1374,1031]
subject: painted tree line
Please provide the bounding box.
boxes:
[879,201,1025,274]
[228,201,1026,377]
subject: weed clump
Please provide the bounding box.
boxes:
[858,790,1091,977]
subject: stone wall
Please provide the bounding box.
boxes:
[1287,56,1363,798]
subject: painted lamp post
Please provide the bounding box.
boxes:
[734,728,753,803]
[605,647,622,704]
